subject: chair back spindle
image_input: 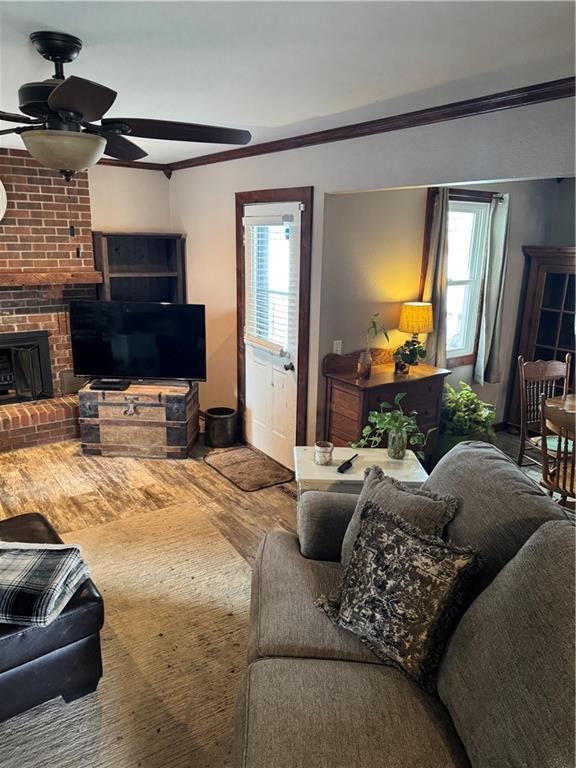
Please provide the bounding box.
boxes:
[517,354,572,466]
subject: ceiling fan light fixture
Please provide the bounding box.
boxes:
[21,129,106,172]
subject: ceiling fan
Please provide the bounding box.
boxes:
[0,31,252,180]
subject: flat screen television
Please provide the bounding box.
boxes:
[69,301,206,381]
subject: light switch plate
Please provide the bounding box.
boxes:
[332,340,343,355]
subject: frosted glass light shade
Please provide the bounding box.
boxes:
[398,302,433,334]
[21,130,106,171]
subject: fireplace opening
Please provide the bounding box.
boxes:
[0,331,53,404]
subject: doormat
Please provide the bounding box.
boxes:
[204,445,294,492]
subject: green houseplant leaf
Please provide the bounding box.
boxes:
[440,382,496,440]
[349,392,435,460]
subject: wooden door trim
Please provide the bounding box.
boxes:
[235,186,314,446]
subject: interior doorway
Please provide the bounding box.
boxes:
[235,187,313,468]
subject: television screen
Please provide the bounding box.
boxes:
[69,301,206,381]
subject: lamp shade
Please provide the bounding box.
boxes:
[398,302,433,335]
[21,130,106,172]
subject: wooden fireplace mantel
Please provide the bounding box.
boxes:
[0,270,103,287]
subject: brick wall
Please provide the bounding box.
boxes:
[0,148,93,273]
[0,148,97,397]
[0,396,79,452]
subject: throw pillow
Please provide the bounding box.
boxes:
[318,500,479,692]
[341,466,458,566]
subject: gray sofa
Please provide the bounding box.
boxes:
[233,442,575,768]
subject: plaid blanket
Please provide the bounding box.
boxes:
[0,542,90,627]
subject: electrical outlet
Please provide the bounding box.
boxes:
[332,339,343,355]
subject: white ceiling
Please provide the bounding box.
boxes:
[0,1,574,164]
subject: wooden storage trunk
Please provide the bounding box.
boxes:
[79,381,199,458]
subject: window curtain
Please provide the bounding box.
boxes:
[474,194,510,385]
[422,187,449,367]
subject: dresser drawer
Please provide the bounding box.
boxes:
[330,383,361,420]
[368,382,441,421]
[329,411,360,439]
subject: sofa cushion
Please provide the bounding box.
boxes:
[297,491,357,561]
[248,531,380,665]
[234,657,471,768]
[0,513,104,674]
[438,520,575,768]
[341,467,457,565]
[423,441,566,593]
[318,501,479,692]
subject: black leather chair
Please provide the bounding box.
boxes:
[0,513,104,721]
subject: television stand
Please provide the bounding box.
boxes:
[90,379,131,391]
[79,381,199,459]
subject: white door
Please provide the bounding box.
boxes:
[243,202,302,469]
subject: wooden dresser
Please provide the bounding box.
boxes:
[79,381,199,459]
[323,354,450,468]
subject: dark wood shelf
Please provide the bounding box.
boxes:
[109,272,178,278]
[93,232,186,303]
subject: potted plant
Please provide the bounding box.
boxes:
[357,313,389,380]
[438,381,496,458]
[394,338,426,374]
[350,392,435,461]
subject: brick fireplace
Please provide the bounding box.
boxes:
[0,148,102,451]
[0,330,53,403]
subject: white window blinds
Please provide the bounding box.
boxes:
[243,204,301,357]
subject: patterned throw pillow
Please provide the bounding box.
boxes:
[341,466,459,566]
[318,500,479,692]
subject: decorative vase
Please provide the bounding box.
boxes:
[357,348,372,380]
[387,427,407,460]
[314,441,334,465]
[394,358,409,375]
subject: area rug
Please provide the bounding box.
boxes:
[0,501,251,768]
[203,446,294,491]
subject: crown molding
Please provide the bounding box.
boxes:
[165,76,575,172]
[97,158,168,173]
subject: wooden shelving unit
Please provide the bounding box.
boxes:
[93,232,186,303]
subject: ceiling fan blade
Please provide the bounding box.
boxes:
[48,76,117,122]
[102,133,148,161]
[101,117,251,145]
[0,109,42,125]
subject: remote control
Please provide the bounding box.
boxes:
[337,453,359,474]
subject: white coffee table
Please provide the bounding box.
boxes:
[293,446,428,499]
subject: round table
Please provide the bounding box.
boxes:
[545,394,575,435]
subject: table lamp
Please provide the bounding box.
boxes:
[398,302,433,341]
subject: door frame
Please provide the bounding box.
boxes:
[235,186,313,446]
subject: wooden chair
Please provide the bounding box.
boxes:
[517,354,571,466]
[540,394,575,507]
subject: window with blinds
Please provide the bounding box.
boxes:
[243,206,301,357]
[446,200,490,358]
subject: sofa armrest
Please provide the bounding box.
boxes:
[297,491,358,561]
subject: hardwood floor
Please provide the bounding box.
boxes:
[0,439,297,565]
[0,430,544,567]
